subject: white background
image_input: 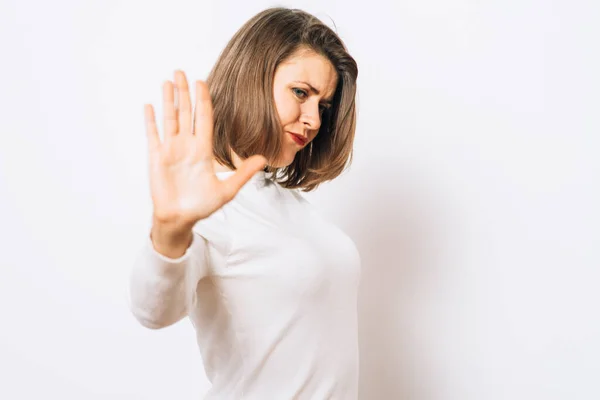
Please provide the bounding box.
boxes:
[1,0,598,398]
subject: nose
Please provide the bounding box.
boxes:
[299,101,322,132]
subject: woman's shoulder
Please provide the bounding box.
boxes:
[192,206,232,256]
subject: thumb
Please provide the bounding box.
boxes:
[220,155,268,201]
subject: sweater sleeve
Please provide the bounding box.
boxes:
[128,230,210,329]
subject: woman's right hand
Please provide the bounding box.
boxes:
[145,70,267,232]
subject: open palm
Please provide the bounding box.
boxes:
[145,70,266,228]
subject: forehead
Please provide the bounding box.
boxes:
[276,49,338,98]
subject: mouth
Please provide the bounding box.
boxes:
[288,132,308,146]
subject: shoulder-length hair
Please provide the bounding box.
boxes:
[207,7,358,192]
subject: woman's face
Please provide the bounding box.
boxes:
[270,48,339,168]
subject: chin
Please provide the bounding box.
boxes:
[269,153,296,169]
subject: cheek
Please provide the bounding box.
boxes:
[273,91,300,125]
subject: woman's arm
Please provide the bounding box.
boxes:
[129,224,209,329]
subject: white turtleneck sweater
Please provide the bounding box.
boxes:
[129,171,362,399]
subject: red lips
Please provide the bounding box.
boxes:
[288,132,307,146]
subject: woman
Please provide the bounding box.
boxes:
[129,7,361,399]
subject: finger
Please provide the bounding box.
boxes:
[163,80,178,139]
[193,80,214,151]
[144,104,160,152]
[220,155,268,202]
[174,70,192,135]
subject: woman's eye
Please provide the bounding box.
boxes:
[292,88,308,99]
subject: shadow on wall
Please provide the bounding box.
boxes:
[348,168,448,400]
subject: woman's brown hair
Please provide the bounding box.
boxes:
[207,7,358,192]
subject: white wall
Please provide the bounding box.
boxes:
[1,0,598,398]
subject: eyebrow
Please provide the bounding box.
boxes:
[293,81,334,104]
